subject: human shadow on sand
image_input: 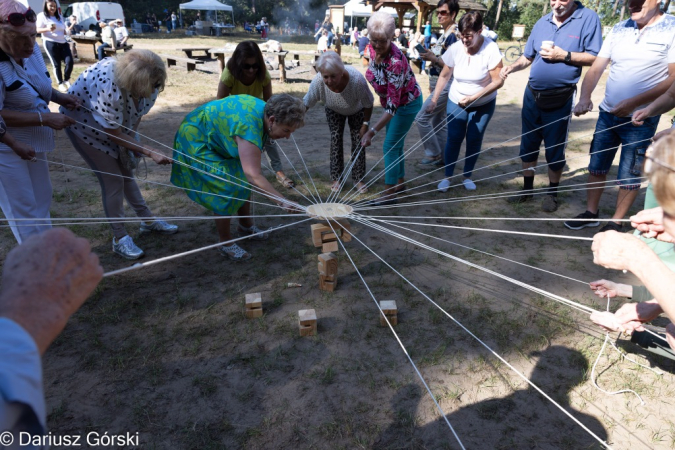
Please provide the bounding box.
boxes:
[373,345,608,450]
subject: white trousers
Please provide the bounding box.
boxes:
[415,78,451,159]
[0,150,52,244]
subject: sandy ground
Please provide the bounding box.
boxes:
[2,33,674,449]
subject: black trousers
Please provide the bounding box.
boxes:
[44,40,73,84]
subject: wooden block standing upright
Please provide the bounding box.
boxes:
[310,220,352,248]
[311,223,331,248]
[334,219,352,242]
[245,293,263,319]
[318,253,338,292]
[379,300,398,326]
[298,309,317,336]
[322,241,339,253]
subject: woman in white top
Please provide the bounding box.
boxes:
[304,52,374,193]
[36,0,72,92]
[61,50,177,260]
[0,0,79,244]
[428,11,503,191]
[317,29,328,53]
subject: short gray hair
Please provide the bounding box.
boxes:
[316,51,345,74]
[114,50,166,99]
[265,94,305,127]
[367,11,395,39]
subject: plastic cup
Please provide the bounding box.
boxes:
[541,40,554,50]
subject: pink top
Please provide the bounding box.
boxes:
[366,44,421,115]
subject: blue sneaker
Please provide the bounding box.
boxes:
[140,220,178,235]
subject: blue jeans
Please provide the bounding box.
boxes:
[97,43,111,60]
[519,87,574,172]
[444,98,496,178]
[587,110,659,190]
[383,95,423,185]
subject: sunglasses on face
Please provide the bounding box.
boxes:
[1,8,37,27]
[243,63,259,70]
[436,10,450,15]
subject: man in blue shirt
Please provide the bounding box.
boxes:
[0,229,102,447]
[500,0,602,212]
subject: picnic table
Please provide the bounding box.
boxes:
[70,35,100,61]
[208,48,233,73]
[208,49,299,82]
[180,47,212,58]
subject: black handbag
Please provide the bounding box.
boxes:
[528,84,576,111]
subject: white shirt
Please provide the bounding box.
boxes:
[317,36,328,52]
[303,65,374,116]
[598,14,675,114]
[442,38,502,107]
[36,13,67,43]
[114,26,129,43]
[61,59,157,159]
[0,43,54,153]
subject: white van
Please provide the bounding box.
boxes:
[17,0,63,15]
[63,2,124,30]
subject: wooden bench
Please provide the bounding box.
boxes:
[180,47,212,58]
[103,44,133,56]
[160,54,205,72]
[70,35,100,62]
[209,48,233,73]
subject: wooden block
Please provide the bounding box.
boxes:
[317,253,338,275]
[322,232,338,242]
[311,223,331,248]
[322,241,339,253]
[379,300,397,326]
[319,276,336,292]
[245,293,263,319]
[299,309,317,336]
[335,219,352,242]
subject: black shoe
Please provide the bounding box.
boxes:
[598,221,623,233]
[564,211,600,230]
[507,190,533,204]
[367,197,398,207]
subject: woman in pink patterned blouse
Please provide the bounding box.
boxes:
[360,11,422,206]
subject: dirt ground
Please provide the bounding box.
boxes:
[2,32,675,449]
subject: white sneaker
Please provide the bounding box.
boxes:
[462,179,476,190]
[57,83,68,92]
[64,81,71,88]
[112,235,144,260]
[437,178,450,192]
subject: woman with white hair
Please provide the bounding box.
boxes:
[62,50,177,260]
[360,11,422,206]
[0,0,79,244]
[304,52,374,193]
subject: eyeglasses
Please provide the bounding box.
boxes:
[436,10,450,16]
[1,8,37,26]
[243,63,259,71]
[644,145,675,175]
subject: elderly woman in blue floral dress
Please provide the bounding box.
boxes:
[171,94,305,261]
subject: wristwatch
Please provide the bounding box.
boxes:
[564,51,572,63]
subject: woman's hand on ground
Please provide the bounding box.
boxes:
[44,112,76,130]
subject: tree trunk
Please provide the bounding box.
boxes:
[619,2,626,21]
[251,0,256,14]
[612,0,621,15]
[494,0,504,30]
[542,1,548,14]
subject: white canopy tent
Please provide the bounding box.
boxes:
[341,0,415,29]
[179,0,234,26]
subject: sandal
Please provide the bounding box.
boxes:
[356,183,369,194]
[276,173,295,189]
[219,243,252,261]
[331,181,341,192]
[238,225,270,240]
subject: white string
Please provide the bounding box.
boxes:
[270,139,322,205]
[365,215,633,222]
[322,216,466,449]
[590,295,647,405]
[371,218,594,242]
[290,135,324,203]
[103,217,312,277]
[348,215,612,449]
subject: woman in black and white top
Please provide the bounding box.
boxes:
[36,0,72,92]
[0,0,79,244]
[61,50,177,260]
[303,51,374,193]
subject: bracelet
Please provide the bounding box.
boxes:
[370,127,377,135]
[362,121,370,126]
[37,111,43,127]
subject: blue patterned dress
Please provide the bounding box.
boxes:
[171,95,266,215]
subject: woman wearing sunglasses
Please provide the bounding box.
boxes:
[36,0,72,93]
[0,0,79,244]
[60,50,177,260]
[590,137,675,351]
[216,41,294,189]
